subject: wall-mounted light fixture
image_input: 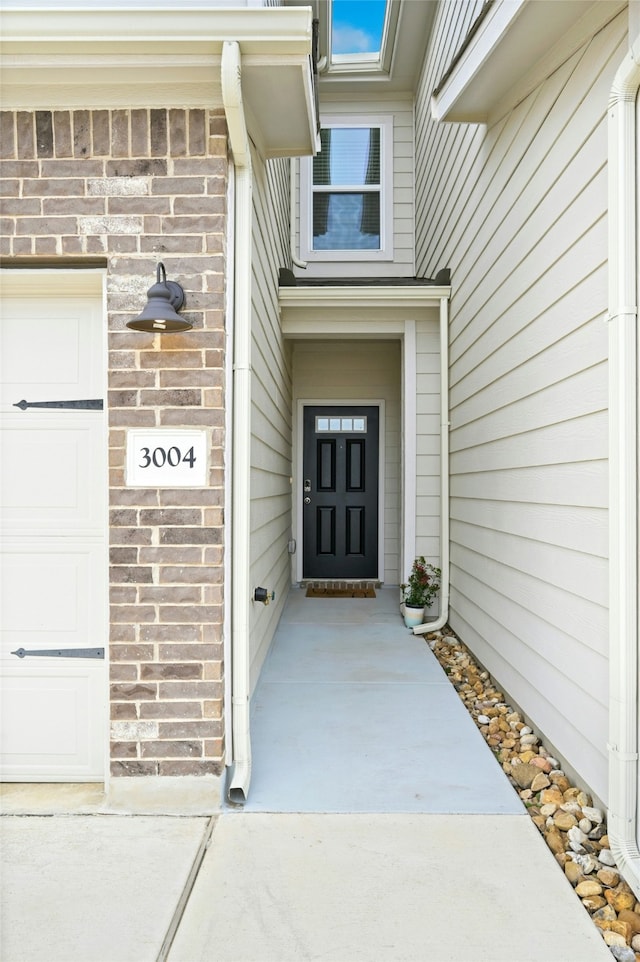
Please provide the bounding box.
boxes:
[126,262,191,332]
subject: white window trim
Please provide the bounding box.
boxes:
[300,114,394,262]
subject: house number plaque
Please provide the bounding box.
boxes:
[126,428,208,487]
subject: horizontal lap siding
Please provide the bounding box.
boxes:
[414,3,627,802]
[250,152,293,689]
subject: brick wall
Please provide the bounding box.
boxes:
[0,107,228,778]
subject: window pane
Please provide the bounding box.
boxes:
[314,128,380,187]
[313,192,380,250]
[331,0,388,56]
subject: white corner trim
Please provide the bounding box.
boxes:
[402,322,417,586]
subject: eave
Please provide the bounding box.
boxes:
[0,5,318,158]
[431,0,626,123]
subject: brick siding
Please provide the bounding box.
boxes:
[1,108,228,777]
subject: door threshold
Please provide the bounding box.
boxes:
[301,580,381,590]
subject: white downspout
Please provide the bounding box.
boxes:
[607,37,640,898]
[222,40,253,802]
[413,294,450,635]
[290,158,307,269]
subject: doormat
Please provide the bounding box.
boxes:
[306,586,376,598]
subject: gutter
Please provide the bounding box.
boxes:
[413,295,450,635]
[221,40,253,803]
[607,37,640,898]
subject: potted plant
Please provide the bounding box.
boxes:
[400,557,441,628]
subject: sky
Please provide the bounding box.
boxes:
[331,0,388,56]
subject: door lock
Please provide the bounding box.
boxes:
[303,479,311,493]
[304,497,311,504]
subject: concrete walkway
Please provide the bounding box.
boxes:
[1,588,612,962]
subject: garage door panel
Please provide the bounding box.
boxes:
[0,296,102,407]
[0,667,105,780]
[1,417,104,533]
[0,544,104,654]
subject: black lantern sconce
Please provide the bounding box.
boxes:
[126,262,191,332]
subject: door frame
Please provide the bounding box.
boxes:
[294,398,385,583]
[0,267,109,783]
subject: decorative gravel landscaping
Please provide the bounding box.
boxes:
[425,626,640,962]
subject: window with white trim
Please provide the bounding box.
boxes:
[300,115,394,262]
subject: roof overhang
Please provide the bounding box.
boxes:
[303,0,437,97]
[431,0,626,123]
[0,5,318,158]
[279,283,450,337]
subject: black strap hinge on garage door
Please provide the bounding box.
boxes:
[11,647,105,659]
[13,399,104,411]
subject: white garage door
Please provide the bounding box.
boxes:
[0,271,107,781]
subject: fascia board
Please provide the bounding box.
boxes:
[279,285,451,310]
[431,0,621,124]
[431,0,527,123]
[0,6,313,53]
[0,6,318,156]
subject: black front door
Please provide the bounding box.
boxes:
[302,405,379,579]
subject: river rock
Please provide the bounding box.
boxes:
[530,755,553,772]
[477,714,490,725]
[520,733,539,746]
[564,859,583,885]
[597,867,620,887]
[599,847,617,866]
[540,802,558,816]
[581,896,607,911]
[631,933,640,951]
[578,817,592,834]
[594,905,618,922]
[608,946,636,962]
[511,763,538,789]
[554,811,578,831]
[582,805,604,824]
[567,825,588,852]
[605,885,637,912]
[545,827,565,856]
[540,788,565,807]
[575,880,603,898]
[603,931,628,948]
[531,772,550,792]
[618,910,640,935]
[572,853,599,875]
[589,823,608,841]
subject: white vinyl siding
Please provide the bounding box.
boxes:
[291,340,401,584]
[414,4,627,803]
[294,100,414,279]
[249,150,294,689]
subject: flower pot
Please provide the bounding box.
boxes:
[403,604,425,628]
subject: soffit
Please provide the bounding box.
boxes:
[432,0,626,123]
[0,6,318,158]
[286,0,437,96]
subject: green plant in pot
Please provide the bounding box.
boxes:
[401,557,441,627]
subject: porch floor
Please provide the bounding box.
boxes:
[241,586,523,814]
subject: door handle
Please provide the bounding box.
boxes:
[304,497,311,505]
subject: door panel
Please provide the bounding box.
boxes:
[0,283,106,781]
[303,405,379,579]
